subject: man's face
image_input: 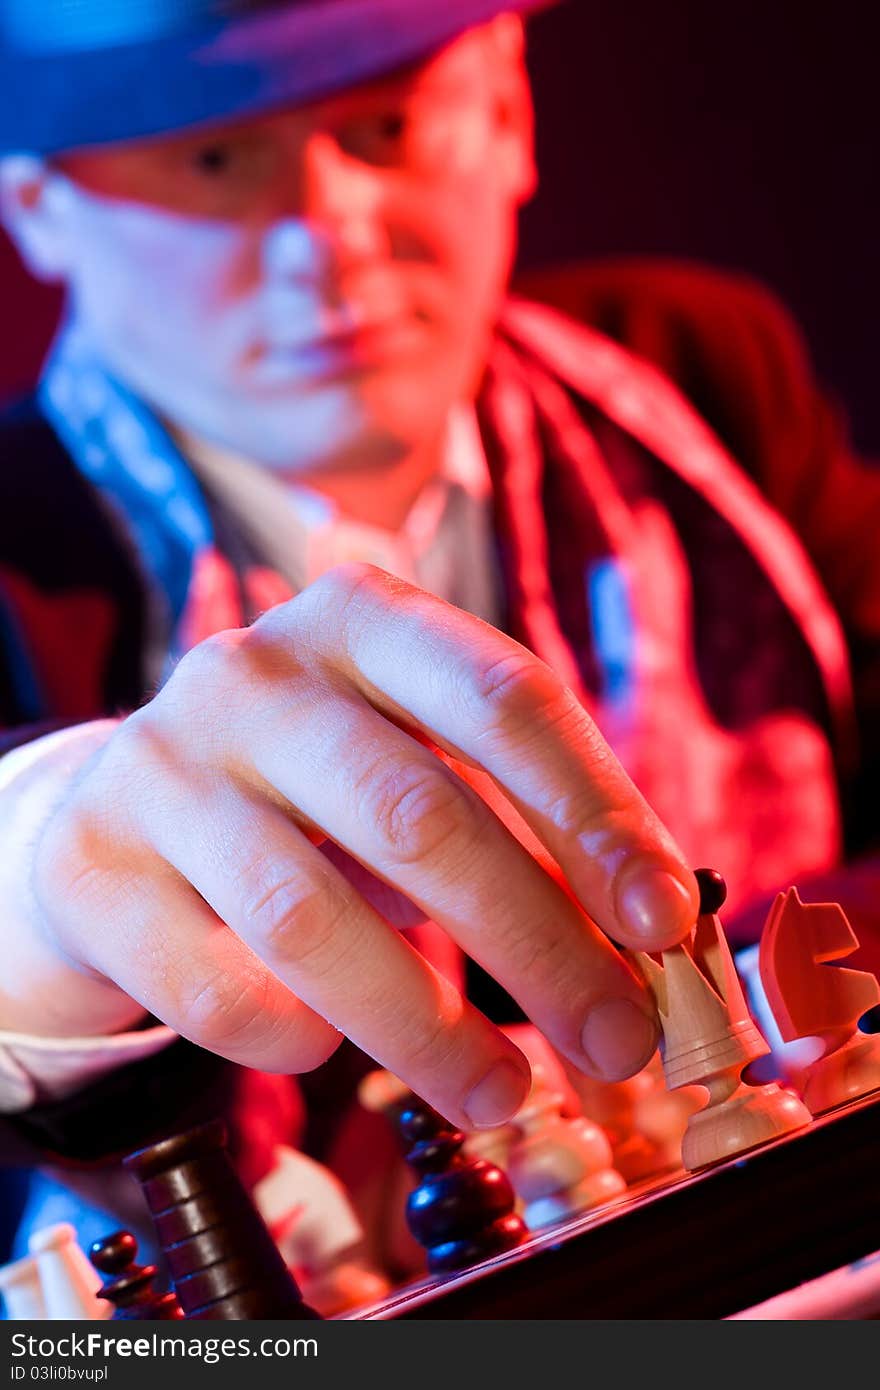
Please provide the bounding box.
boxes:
[40,24,534,477]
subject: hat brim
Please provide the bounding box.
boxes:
[0,0,553,155]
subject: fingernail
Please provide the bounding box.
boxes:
[463,1059,531,1128]
[581,998,659,1081]
[617,865,695,944]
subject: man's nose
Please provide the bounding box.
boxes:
[299,131,389,265]
[259,133,390,291]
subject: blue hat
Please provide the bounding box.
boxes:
[0,0,552,155]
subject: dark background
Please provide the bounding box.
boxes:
[520,0,876,452]
[0,0,877,1263]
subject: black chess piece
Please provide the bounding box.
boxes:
[397,1096,527,1274]
[695,867,727,915]
[123,1119,321,1319]
[90,1231,184,1320]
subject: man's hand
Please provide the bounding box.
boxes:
[13,565,698,1129]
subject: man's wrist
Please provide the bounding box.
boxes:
[0,717,137,1038]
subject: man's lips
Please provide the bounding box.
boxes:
[249,313,430,384]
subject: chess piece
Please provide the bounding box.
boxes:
[90,1232,184,1320]
[360,1068,528,1272]
[123,1119,321,1319]
[562,1051,701,1183]
[357,1066,412,1122]
[499,1016,698,1184]
[635,868,811,1170]
[759,887,880,1113]
[0,1252,47,1320]
[462,1118,520,1178]
[27,1223,111,1320]
[627,1051,703,1174]
[356,1066,439,1278]
[254,1145,389,1316]
[502,1057,626,1228]
[390,1094,527,1274]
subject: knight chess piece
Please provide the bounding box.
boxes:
[635,868,811,1170]
[759,886,880,1113]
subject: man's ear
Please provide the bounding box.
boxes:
[0,156,74,282]
[485,15,538,205]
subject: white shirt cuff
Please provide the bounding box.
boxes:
[0,1024,178,1113]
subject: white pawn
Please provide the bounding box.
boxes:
[0,1253,47,1320]
[505,1059,627,1229]
[462,1119,520,1177]
[254,1145,389,1317]
[27,1223,111,1320]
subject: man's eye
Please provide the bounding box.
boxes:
[375,112,407,142]
[338,109,411,165]
[192,145,235,175]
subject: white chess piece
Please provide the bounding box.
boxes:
[0,1252,47,1320]
[463,1120,520,1176]
[505,1060,627,1229]
[27,1223,111,1320]
[254,1145,389,1316]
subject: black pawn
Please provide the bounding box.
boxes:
[695,867,727,915]
[123,1119,321,1320]
[90,1231,184,1320]
[397,1097,527,1274]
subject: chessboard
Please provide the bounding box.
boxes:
[347,869,880,1319]
[3,868,880,1322]
[350,1087,880,1320]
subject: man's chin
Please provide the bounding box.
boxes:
[197,376,428,467]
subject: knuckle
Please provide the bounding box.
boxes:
[241,870,353,976]
[235,628,299,693]
[162,627,296,749]
[355,759,468,867]
[298,561,400,642]
[303,561,382,617]
[99,711,196,830]
[397,1006,472,1078]
[498,915,568,982]
[95,711,198,826]
[475,648,552,706]
[543,776,615,839]
[161,632,242,726]
[178,971,272,1052]
[249,601,310,662]
[466,648,570,740]
[398,1012,463,1077]
[170,628,248,694]
[363,981,467,1081]
[111,708,178,782]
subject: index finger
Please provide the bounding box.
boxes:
[288,564,699,951]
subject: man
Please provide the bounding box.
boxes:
[0,0,877,1270]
